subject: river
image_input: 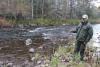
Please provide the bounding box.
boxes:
[0,24,99,66]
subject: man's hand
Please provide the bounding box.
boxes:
[70,29,77,33]
[70,30,77,33]
[83,42,87,44]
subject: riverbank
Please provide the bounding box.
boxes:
[50,44,100,67]
[0,18,99,27]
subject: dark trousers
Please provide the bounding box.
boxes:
[74,41,86,61]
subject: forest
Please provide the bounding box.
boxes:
[0,0,100,25]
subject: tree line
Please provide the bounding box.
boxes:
[0,0,99,20]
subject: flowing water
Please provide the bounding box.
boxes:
[0,25,75,66]
[92,24,100,48]
[89,24,100,57]
[0,24,100,66]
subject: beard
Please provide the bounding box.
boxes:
[81,20,88,25]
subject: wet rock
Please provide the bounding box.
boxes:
[25,38,32,46]
[7,62,13,67]
[37,60,42,64]
[0,61,3,65]
[40,64,45,67]
[29,48,35,53]
[31,57,35,61]
[38,46,43,49]
[0,47,2,50]
[44,60,50,64]
[22,60,30,67]
[23,60,29,65]
[45,63,49,67]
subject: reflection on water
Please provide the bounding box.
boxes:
[93,42,100,47]
[89,24,100,57]
[92,24,100,48]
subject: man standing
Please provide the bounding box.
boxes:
[73,14,93,61]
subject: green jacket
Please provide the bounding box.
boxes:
[76,22,93,43]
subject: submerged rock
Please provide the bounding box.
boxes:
[25,38,32,46]
[29,48,35,53]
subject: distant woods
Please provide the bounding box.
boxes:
[0,0,99,20]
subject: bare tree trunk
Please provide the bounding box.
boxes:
[42,0,44,18]
[7,0,10,13]
[31,0,34,19]
[70,0,74,18]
